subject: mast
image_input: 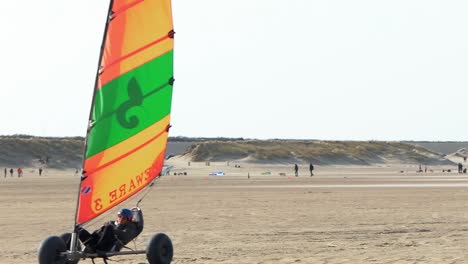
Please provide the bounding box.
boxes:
[70,0,114,251]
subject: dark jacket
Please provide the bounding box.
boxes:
[113,220,138,245]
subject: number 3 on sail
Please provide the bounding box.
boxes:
[39,1,175,263]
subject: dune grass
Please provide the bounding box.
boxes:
[187,140,452,165]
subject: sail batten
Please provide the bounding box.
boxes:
[84,125,169,176]
[101,33,172,75]
[76,0,174,225]
[111,0,145,18]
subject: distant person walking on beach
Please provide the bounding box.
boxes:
[9,168,13,177]
[294,164,299,177]
[17,168,23,177]
[309,163,314,176]
[458,163,463,174]
[39,167,43,176]
[4,168,6,178]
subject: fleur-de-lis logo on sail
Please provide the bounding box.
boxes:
[116,77,144,129]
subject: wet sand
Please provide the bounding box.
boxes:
[1,163,467,263]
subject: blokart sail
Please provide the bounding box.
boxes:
[76,0,175,225]
[38,1,175,263]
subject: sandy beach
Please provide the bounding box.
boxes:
[1,160,467,263]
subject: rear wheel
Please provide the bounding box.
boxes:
[38,236,67,264]
[146,233,173,264]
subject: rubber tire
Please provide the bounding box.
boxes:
[146,233,173,264]
[38,236,67,264]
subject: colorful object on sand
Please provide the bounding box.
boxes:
[209,171,225,176]
[76,0,175,225]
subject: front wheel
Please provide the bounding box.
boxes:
[146,233,173,264]
[38,236,67,264]
[58,233,81,264]
[58,233,82,251]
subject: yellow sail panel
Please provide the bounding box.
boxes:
[84,115,170,171]
[99,0,174,88]
[77,132,168,224]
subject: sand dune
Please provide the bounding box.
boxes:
[0,136,462,170]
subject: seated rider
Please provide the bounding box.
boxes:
[78,208,139,252]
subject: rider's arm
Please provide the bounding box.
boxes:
[114,222,138,243]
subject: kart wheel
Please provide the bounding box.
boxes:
[59,233,82,251]
[58,233,81,264]
[38,236,67,264]
[146,233,173,264]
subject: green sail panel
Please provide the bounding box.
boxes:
[86,50,173,158]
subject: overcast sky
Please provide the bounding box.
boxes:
[1,0,467,141]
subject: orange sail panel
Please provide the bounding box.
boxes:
[76,0,174,224]
[99,0,174,89]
